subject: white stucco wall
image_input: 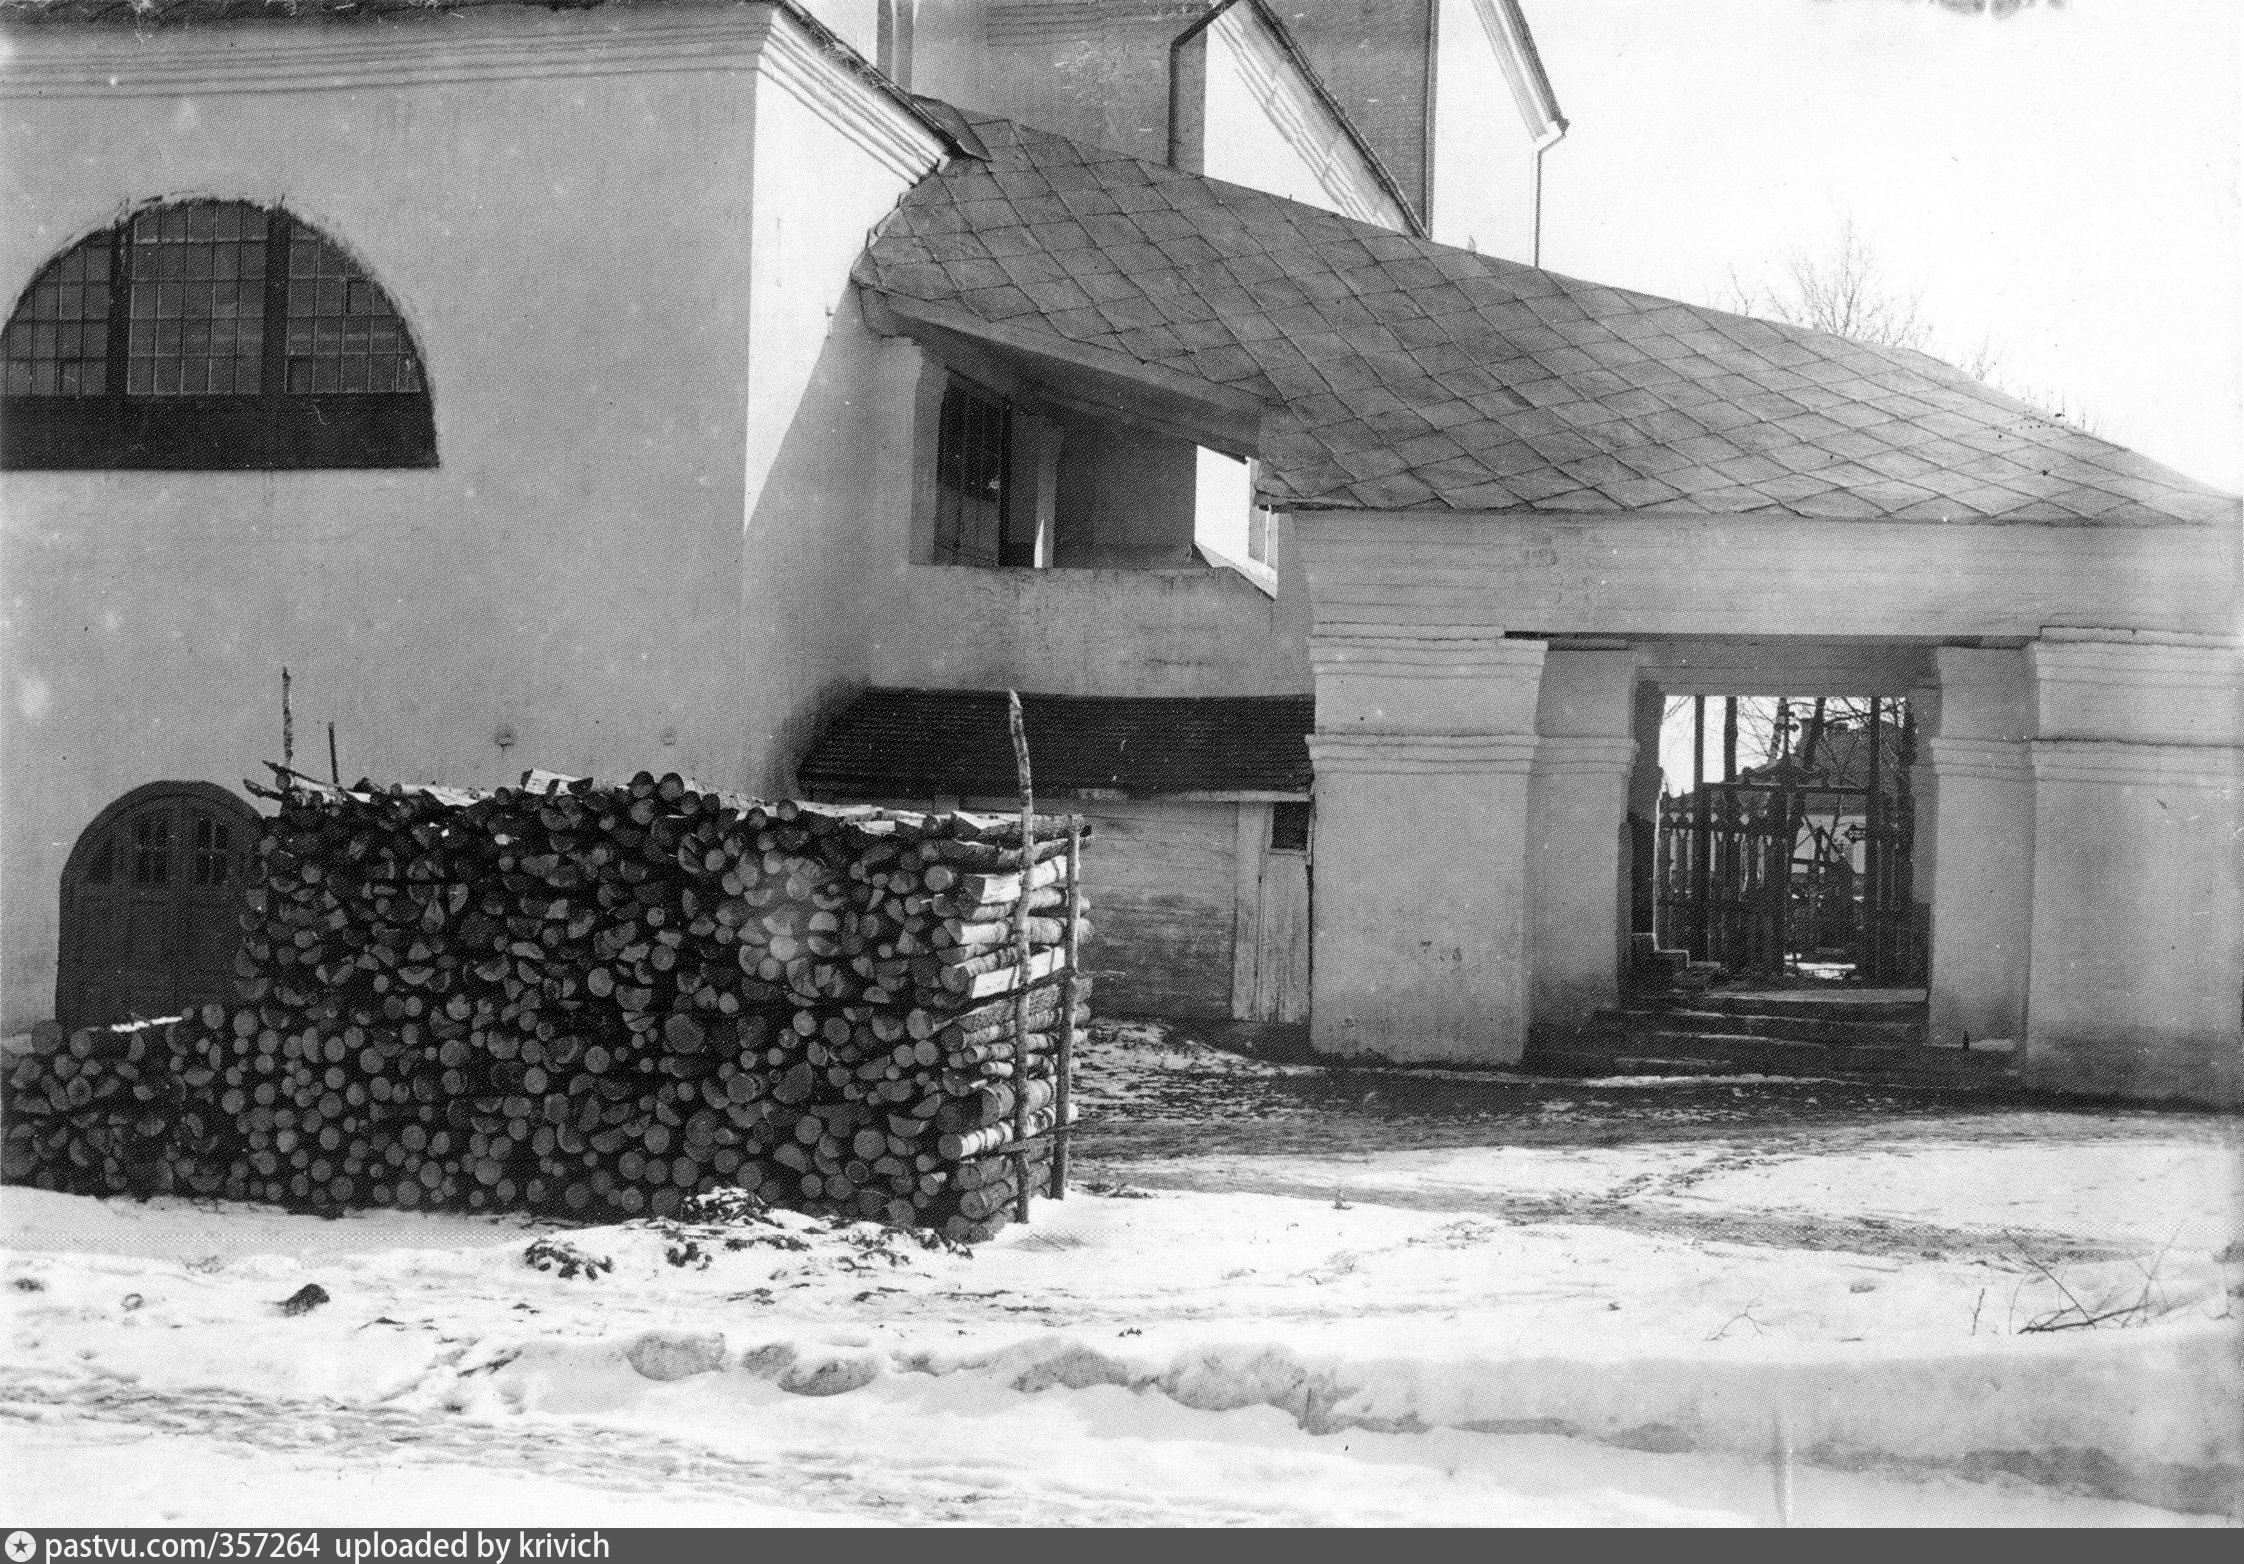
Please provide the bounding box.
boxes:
[1428,0,1545,257]
[850,335,1310,698]
[1175,1,1411,230]
[737,16,950,790]
[1292,507,2244,1098]
[0,5,942,1030]
[1295,510,2239,639]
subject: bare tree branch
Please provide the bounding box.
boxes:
[1718,216,2099,431]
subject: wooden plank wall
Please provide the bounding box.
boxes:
[1232,803,1311,1023]
[961,796,1241,1020]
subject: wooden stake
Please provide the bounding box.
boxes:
[1051,821,1080,1199]
[280,667,295,782]
[327,723,341,788]
[1006,689,1035,1224]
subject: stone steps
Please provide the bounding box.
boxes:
[1691,991,1926,1024]
[1606,1005,1921,1049]
[1529,985,2019,1089]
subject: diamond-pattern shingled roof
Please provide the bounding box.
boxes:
[856,112,2238,524]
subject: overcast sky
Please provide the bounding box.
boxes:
[1528,0,2241,492]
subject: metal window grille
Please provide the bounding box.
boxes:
[123,202,269,396]
[2,200,434,468]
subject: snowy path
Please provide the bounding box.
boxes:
[1077,1127,2239,1264]
[1070,1029,2243,1264]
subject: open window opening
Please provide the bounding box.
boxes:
[1192,447,1278,594]
[921,360,1271,585]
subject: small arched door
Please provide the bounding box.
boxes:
[57,782,260,1032]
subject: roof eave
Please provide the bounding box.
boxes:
[859,287,1273,458]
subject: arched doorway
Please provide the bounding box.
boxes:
[56,782,259,1032]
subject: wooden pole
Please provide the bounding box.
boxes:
[1050,821,1080,1199]
[1864,695,1883,979]
[280,667,295,782]
[1767,696,1793,970]
[1721,696,1739,967]
[327,722,341,788]
[1898,698,1919,981]
[1691,695,1709,963]
[1006,689,1035,1224]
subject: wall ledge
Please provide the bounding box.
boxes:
[1308,730,1538,775]
[2029,738,2244,790]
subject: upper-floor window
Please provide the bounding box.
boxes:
[932,374,1013,567]
[1,200,435,470]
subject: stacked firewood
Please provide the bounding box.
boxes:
[1,771,1088,1241]
[0,1015,219,1199]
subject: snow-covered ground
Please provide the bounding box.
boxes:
[5,1023,2239,1526]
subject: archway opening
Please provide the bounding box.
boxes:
[1651,693,1924,988]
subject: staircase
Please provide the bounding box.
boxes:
[1528,940,2016,1087]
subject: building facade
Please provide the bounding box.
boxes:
[5,0,2237,1102]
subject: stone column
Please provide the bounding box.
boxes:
[1626,681,1667,949]
[1527,647,1641,1039]
[2023,630,2244,1103]
[1925,647,2035,1050]
[1907,684,1940,910]
[1307,628,1546,1064]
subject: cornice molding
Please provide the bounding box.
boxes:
[1469,0,1567,140]
[0,10,779,96]
[1200,4,1405,231]
[1,5,940,182]
[2038,626,2239,651]
[1310,626,1544,680]
[2030,739,2244,791]
[1309,731,1538,776]
[2030,636,2243,692]
[1927,735,2033,785]
[754,6,943,184]
[1530,735,1637,777]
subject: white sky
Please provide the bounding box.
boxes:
[1527,0,2242,492]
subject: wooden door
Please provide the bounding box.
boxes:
[1233,801,1312,1023]
[57,783,256,1032]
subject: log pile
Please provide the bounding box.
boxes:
[1,770,1089,1242]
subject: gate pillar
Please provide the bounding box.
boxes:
[2023,631,2243,1103]
[1528,647,1641,1038]
[1306,627,1545,1063]
[1925,647,2037,1051]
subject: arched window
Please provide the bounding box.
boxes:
[1,200,435,470]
